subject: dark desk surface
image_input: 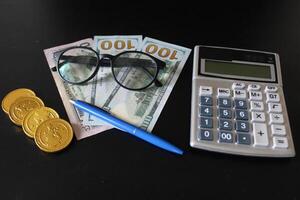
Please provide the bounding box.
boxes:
[0,0,299,199]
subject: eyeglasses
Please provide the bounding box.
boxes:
[51,46,166,91]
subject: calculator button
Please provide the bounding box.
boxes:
[273,137,288,149]
[236,121,249,132]
[200,106,213,117]
[250,101,264,111]
[219,119,232,131]
[235,110,249,120]
[219,131,234,143]
[265,85,278,93]
[270,113,284,124]
[218,98,232,108]
[218,108,232,119]
[249,91,262,101]
[217,88,231,97]
[268,103,282,113]
[233,89,247,99]
[248,84,261,91]
[232,82,245,89]
[200,96,213,106]
[253,123,269,147]
[266,93,280,102]
[237,133,251,145]
[251,111,266,122]
[234,100,247,110]
[200,86,213,96]
[271,124,286,136]
[200,117,213,128]
[198,129,213,141]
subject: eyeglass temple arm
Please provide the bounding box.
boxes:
[50,56,158,70]
[104,57,164,87]
[52,55,164,87]
[56,55,166,69]
[51,55,98,71]
[61,55,98,65]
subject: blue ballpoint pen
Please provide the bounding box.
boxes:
[69,99,183,155]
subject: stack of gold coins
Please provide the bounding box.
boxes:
[2,88,73,153]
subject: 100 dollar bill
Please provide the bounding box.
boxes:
[43,39,112,140]
[83,35,143,126]
[83,37,191,132]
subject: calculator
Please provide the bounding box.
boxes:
[190,45,295,157]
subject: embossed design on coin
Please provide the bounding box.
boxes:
[22,107,59,138]
[8,96,44,125]
[34,118,73,153]
[2,88,36,114]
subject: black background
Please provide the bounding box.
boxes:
[0,0,299,199]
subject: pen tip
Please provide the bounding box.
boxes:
[177,150,184,155]
[69,99,75,104]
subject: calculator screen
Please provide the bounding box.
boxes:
[202,59,276,82]
[205,60,272,79]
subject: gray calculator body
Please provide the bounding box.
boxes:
[190,45,295,157]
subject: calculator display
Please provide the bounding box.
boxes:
[205,60,272,79]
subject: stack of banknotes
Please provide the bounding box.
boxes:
[44,36,191,140]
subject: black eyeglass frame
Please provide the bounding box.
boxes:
[54,46,166,91]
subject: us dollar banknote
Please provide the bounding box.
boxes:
[43,38,112,140]
[83,37,191,132]
[83,35,143,125]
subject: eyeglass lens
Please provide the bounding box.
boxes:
[112,52,158,90]
[58,48,98,83]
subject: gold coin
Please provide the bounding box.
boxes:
[2,88,36,114]
[8,96,44,126]
[34,118,73,153]
[22,107,59,138]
